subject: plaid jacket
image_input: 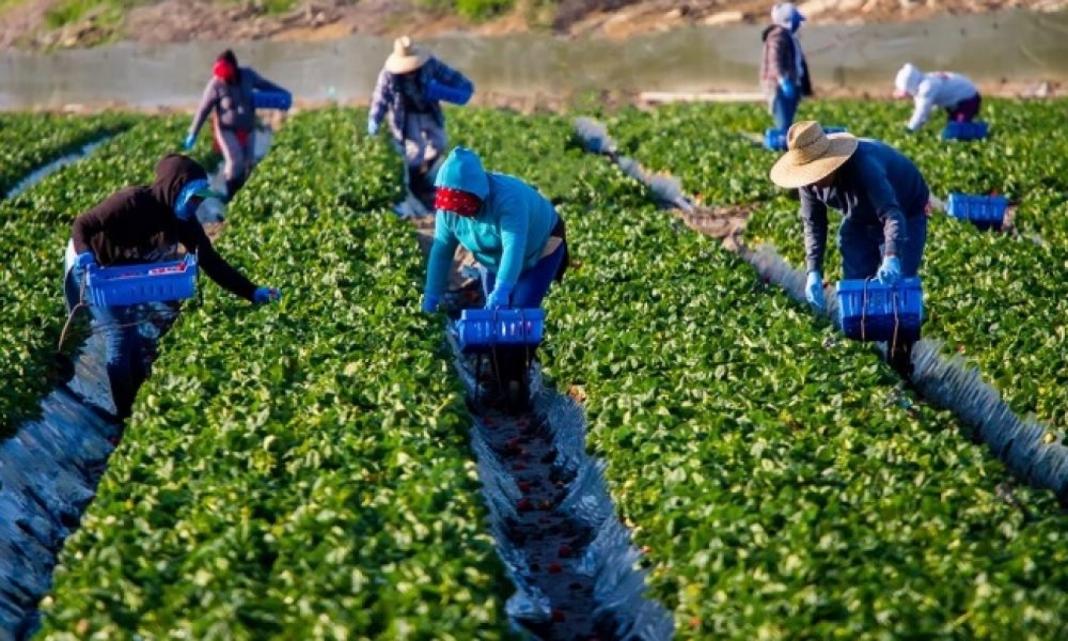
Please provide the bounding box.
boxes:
[760,25,812,97]
[369,57,473,142]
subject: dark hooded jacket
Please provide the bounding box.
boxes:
[71,154,257,301]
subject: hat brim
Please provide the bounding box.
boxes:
[386,52,429,74]
[769,134,859,189]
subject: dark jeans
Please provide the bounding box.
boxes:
[477,241,567,390]
[480,241,567,308]
[947,94,982,123]
[838,214,927,280]
[64,268,152,419]
[771,87,800,132]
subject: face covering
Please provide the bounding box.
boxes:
[174,179,215,221]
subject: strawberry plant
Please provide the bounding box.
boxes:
[38,109,513,640]
[0,115,220,436]
[608,99,1068,429]
[0,112,134,196]
[451,107,1068,639]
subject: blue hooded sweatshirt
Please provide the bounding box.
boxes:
[424,147,558,298]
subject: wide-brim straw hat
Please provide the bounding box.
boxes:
[385,36,429,74]
[770,121,859,189]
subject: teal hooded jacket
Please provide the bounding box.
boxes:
[424,148,557,298]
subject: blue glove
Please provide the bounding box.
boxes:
[805,271,825,311]
[75,251,97,271]
[253,286,281,304]
[876,256,902,285]
[779,78,797,100]
[421,293,440,313]
[484,283,512,310]
[367,119,379,137]
[183,134,196,150]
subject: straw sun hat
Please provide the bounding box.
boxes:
[769,121,859,189]
[385,36,429,74]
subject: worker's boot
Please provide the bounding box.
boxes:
[225,175,247,202]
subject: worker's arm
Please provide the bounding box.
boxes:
[907,80,939,131]
[188,79,219,139]
[179,221,257,301]
[431,59,474,95]
[368,70,393,129]
[247,68,288,95]
[800,187,829,274]
[424,213,460,298]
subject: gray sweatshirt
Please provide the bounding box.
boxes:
[188,67,286,137]
[800,140,929,273]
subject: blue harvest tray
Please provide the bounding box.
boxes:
[946,192,1008,228]
[456,308,545,353]
[765,126,846,151]
[941,121,989,141]
[836,277,923,343]
[252,90,292,111]
[425,79,473,106]
[86,255,197,307]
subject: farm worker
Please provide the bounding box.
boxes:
[368,36,474,209]
[421,147,567,314]
[769,121,928,308]
[64,154,280,419]
[761,2,812,132]
[185,49,290,199]
[895,63,981,132]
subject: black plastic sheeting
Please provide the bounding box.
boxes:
[0,307,176,640]
[0,130,275,639]
[447,332,674,640]
[573,116,1068,505]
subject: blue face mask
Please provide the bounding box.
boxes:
[174,179,211,221]
[790,13,803,33]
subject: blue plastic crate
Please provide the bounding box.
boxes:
[425,79,473,106]
[456,308,545,353]
[765,126,846,151]
[946,192,1008,228]
[252,90,292,111]
[86,255,197,307]
[941,121,989,141]
[836,278,923,343]
[764,128,787,151]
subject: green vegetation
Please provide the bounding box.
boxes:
[38,109,513,640]
[450,106,1068,639]
[605,99,1068,429]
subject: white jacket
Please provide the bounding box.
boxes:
[897,65,979,131]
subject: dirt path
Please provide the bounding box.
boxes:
[3,0,1066,51]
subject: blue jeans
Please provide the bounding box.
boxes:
[481,241,567,308]
[838,214,927,280]
[64,267,150,419]
[771,88,800,132]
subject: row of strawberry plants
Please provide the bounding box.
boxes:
[0,112,135,196]
[38,108,515,640]
[604,99,1068,429]
[0,115,224,436]
[450,108,1068,639]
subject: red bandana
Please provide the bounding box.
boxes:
[434,187,482,216]
[213,60,238,84]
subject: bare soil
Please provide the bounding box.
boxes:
[2,0,1066,51]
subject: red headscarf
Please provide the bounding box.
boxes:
[213,59,237,84]
[434,187,482,216]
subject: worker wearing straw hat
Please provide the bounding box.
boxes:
[769,122,929,314]
[369,36,474,209]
